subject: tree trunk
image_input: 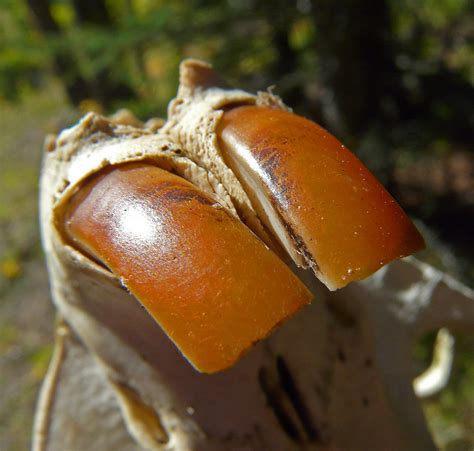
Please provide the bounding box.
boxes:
[310,0,399,138]
[25,0,91,105]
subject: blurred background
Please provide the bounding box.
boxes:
[0,0,473,449]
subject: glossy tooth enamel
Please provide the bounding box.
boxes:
[217,105,425,290]
[63,162,312,373]
[219,134,305,267]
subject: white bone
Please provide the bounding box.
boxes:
[35,61,474,450]
[413,328,455,398]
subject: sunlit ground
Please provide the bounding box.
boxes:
[0,83,74,451]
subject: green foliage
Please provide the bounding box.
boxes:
[421,332,474,449]
[0,0,308,112]
[0,0,471,141]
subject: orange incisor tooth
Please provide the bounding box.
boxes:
[216,106,425,290]
[62,162,312,373]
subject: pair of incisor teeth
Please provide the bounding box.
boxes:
[42,59,424,373]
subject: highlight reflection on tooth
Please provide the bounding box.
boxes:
[62,162,312,373]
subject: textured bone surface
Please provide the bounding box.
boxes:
[36,60,474,450]
[35,251,474,451]
[33,323,141,451]
[161,60,286,253]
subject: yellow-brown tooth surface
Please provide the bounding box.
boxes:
[217,105,425,290]
[63,162,312,373]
